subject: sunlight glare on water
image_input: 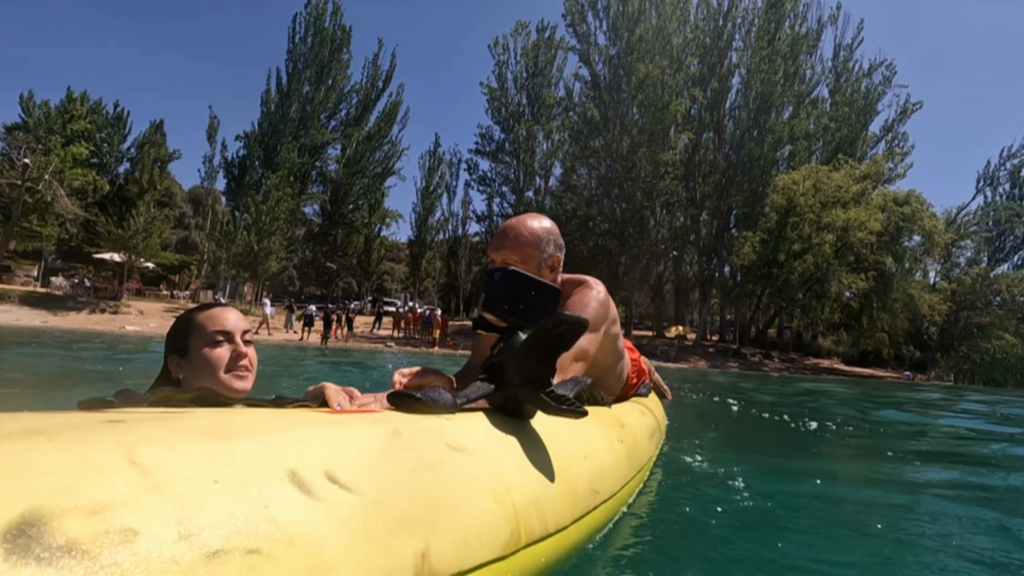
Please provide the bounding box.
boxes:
[1,326,1023,575]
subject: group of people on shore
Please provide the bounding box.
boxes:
[252,290,453,351]
[254,296,359,347]
[92,213,672,412]
[389,306,450,349]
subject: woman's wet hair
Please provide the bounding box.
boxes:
[149,303,232,391]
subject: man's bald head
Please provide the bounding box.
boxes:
[487,213,566,280]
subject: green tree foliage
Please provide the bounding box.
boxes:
[407,134,450,302]
[183,106,229,294]
[469,0,1018,383]
[467,19,568,237]
[0,88,132,264]
[442,180,476,317]
[559,0,693,334]
[96,119,183,276]
[222,0,408,301]
[3,0,1020,386]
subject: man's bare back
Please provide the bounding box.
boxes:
[414,273,628,400]
[548,273,631,399]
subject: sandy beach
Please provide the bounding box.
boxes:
[0,286,907,382]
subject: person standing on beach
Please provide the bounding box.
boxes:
[420,310,432,343]
[440,311,450,345]
[299,305,316,341]
[283,298,296,334]
[344,306,356,343]
[320,305,334,347]
[411,308,421,339]
[255,293,273,336]
[391,308,403,338]
[431,310,442,349]
[371,302,384,333]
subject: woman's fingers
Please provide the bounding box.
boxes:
[323,386,354,410]
[303,382,363,409]
[354,392,390,410]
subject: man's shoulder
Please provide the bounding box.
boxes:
[561,273,609,298]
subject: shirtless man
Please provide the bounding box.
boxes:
[392,213,671,403]
[307,213,671,410]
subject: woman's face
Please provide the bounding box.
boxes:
[169,307,257,398]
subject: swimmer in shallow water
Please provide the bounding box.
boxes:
[143,303,364,407]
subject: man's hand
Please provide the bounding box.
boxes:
[391,366,456,391]
[303,382,364,409]
[642,358,672,401]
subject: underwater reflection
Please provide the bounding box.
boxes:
[562,463,664,575]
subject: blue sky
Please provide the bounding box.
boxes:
[2,0,1022,237]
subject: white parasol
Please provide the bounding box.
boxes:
[92,252,157,270]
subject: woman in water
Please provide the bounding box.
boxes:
[146,303,388,409]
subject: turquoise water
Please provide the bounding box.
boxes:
[2,326,1024,574]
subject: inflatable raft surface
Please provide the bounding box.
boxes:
[0,394,666,575]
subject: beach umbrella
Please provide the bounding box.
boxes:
[92,252,157,270]
[92,252,127,263]
[92,252,158,289]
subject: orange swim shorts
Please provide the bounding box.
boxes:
[615,338,650,403]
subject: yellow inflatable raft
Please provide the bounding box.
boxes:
[0,394,666,576]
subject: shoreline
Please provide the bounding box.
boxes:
[0,287,912,382]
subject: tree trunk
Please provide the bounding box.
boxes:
[192,209,214,304]
[652,293,665,338]
[719,298,728,344]
[756,308,782,346]
[652,270,668,338]
[0,196,24,266]
[737,307,750,346]
[695,278,711,342]
[717,261,729,343]
[0,161,31,266]
[673,279,686,326]
[672,252,687,326]
[38,251,47,287]
[251,279,262,309]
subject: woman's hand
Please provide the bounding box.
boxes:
[391,366,456,391]
[303,382,364,409]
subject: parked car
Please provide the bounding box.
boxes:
[381,298,401,314]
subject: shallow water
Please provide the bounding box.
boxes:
[2,326,1024,574]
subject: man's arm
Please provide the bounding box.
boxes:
[453,331,498,390]
[552,281,621,399]
[392,330,499,392]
